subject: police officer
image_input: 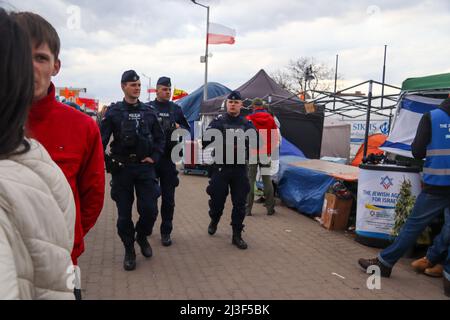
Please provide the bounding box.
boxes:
[100,70,165,271]
[203,91,256,250]
[149,77,190,247]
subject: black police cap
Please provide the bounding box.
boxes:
[157,77,172,87]
[227,90,242,101]
[121,70,140,83]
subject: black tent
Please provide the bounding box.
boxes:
[200,69,325,159]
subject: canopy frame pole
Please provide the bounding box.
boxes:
[363,80,374,162]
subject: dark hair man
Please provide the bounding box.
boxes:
[203,91,256,250]
[13,12,105,300]
[149,77,190,247]
[101,70,165,272]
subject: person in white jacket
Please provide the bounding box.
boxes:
[0,8,76,300]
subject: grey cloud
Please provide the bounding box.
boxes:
[3,0,450,104]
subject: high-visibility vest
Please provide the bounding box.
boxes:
[423,108,450,186]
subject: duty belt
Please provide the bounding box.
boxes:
[113,154,140,164]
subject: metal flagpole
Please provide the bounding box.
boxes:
[333,54,339,111]
[191,1,210,102]
[204,5,210,101]
[363,80,374,162]
[380,45,393,134]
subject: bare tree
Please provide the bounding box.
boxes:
[271,70,295,92]
[272,57,343,97]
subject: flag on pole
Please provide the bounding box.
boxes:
[172,88,189,101]
[208,22,236,45]
[76,97,99,111]
[380,95,443,157]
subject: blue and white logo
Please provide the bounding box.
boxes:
[380,122,390,135]
[380,176,394,190]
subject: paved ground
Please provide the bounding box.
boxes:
[78,173,448,300]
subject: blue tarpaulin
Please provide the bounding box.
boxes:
[280,137,306,158]
[277,152,335,216]
[178,82,231,137]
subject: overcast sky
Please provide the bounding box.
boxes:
[3,0,450,105]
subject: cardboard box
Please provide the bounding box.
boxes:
[305,103,317,114]
[321,193,353,231]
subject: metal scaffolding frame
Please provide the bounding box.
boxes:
[311,79,402,161]
[312,80,401,120]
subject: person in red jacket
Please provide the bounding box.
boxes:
[246,98,279,216]
[12,12,105,300]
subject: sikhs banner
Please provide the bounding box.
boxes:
[208,22,236,45]
[381,95,443,158]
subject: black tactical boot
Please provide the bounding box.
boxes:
[232,226,248,250]
[161,234,172,247]
[208,219,219,235]
[123,245,136,271]
[136,235,153,258]
[358,257,392,278]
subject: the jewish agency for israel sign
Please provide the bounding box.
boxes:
[356,166,421,240]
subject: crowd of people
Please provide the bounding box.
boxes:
[0,8,279,300]
[0,7,449,300]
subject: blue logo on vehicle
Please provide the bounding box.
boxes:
[380,176,394,190]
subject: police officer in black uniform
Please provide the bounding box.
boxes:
[203,91,256,249]
[149,77,190,247]
[100,70,165,271]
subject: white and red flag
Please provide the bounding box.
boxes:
[208,22,236,45]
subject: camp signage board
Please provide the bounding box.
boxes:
[349,120,390,144]
[356,166,421,240]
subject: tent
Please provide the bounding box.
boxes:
[200,69,306,114]
[178,82,231,123]
[402,73,450,91]
[200,69,325,159]
[381,73,450,158]
[177,82,231,139]
[351,133,387,166]
[63,100,82,111]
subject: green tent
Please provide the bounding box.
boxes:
[402,72,450,91]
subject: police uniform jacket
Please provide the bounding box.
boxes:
[149,99,190,155]
[101,100,165,163]
[203,113,256,166]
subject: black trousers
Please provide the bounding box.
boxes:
[155,156,180,235]
[111,164,160,246]
[206,166,251,230]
